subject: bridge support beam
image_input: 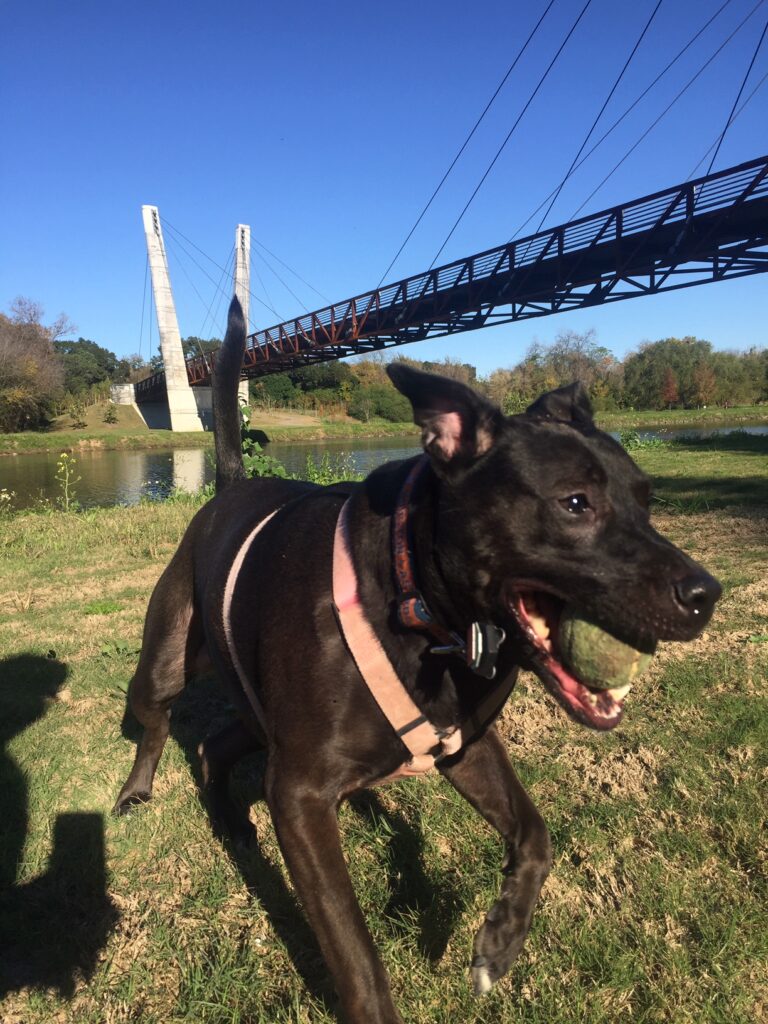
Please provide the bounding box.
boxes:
[234,223,251,410]
[142,205,204,432]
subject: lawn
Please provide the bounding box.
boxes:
[0,436,766,1023]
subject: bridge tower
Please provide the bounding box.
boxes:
[141,205,204,431]
[234,224,251,408]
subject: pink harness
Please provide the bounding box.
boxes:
[222,496,512,784]
[333,499,513,781]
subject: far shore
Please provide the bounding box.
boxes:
[1,403,766,456]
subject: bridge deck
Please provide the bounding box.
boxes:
[135,155,768,400]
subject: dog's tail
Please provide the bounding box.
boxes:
[212,296,248,492]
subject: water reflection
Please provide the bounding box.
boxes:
[0,424,765,511]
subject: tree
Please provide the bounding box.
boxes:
[182,336,221,361]
[250,373,299,409]
[0,298,68,431]
[661,367,679,409]
[53,337,124,394]
[348,383,410,422]
[691,361,717,407]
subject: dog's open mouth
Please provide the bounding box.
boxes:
[509,590,630,731]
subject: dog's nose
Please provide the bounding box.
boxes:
[673,572,721,623]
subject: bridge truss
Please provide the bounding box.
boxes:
[136,154,768,400]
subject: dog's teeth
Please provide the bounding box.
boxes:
[586,692,599,707]
[528,613,550,640]
[606,683,632,701]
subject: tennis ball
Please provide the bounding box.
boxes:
[557,609,653,690]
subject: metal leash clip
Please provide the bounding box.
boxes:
[432,622,506,679]
[467,622,507,679]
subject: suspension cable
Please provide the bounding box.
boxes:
[254,250,311,314]
[429,0,593,270]
[138,254,148,362]
[252,237,330,303]
[704,12,768,177]
[688,66,768,178]
[251,258,283,326]
[377,0,557,286]
[161,217,281,320]
[163,232,221,355]
[198,244,235,341]
[568,0,766,220]
[509,0,738,241]
[528,0,663,240]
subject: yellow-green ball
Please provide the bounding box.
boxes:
[558,610,653,690]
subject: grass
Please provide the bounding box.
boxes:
[0,440,766,1022]
[3,400,766,456]
[595,403,768,431]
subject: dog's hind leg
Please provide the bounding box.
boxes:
[439,725,552,996]
[199,719,261,845]
[113,560,201,816]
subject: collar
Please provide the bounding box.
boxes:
[391,456,506,680]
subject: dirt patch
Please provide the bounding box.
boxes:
[554,742,662,803]
[496,676,563,755]
[249,410,325,428]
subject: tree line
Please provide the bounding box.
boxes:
[1,295,766,433]
[250,328,768,420]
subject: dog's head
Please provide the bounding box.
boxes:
[388,363,721,731]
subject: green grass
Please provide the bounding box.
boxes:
[632,432,768,511]
[0,451,767,1022]
[595,403,768,431]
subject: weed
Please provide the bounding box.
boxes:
[54,452,81,512]
[302,450,363,485]
[0,487,15,516]
[9,589,34,612]
[619,429,668,451]
[241,438,290,479]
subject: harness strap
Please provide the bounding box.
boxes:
[221,507,282,735]
[334,499,514,775]
[334,499,461,766]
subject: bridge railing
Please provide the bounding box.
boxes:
[152,153,766,393]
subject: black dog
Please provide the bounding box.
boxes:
[115,298,720,1023]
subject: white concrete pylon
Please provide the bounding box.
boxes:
[234,224,251,330]
[234,223,251,409]
[141,205,204,432]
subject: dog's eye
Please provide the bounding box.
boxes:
[560,493,591,515]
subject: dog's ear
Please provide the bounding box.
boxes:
[387,363,503,467]
[525,381,594,427]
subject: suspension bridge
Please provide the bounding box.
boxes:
[134,153,768,408]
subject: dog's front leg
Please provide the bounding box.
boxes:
[439,725,552,996]
[266,771,403,1024]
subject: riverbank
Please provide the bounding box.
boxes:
[1,402,766,456]
[0,444,765,1023]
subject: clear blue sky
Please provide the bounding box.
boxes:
[1,0,766,375]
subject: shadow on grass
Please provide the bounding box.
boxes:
[651,474,768,510]
[120,673,466,1014]
[669,431,768,454]
[0,654,119,998]
[347,790,466,962]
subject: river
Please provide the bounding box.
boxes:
[1,427,766,511]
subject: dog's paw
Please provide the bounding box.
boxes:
[112,791,151,816]
[471,955,495,996]
[470,893,526,995]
